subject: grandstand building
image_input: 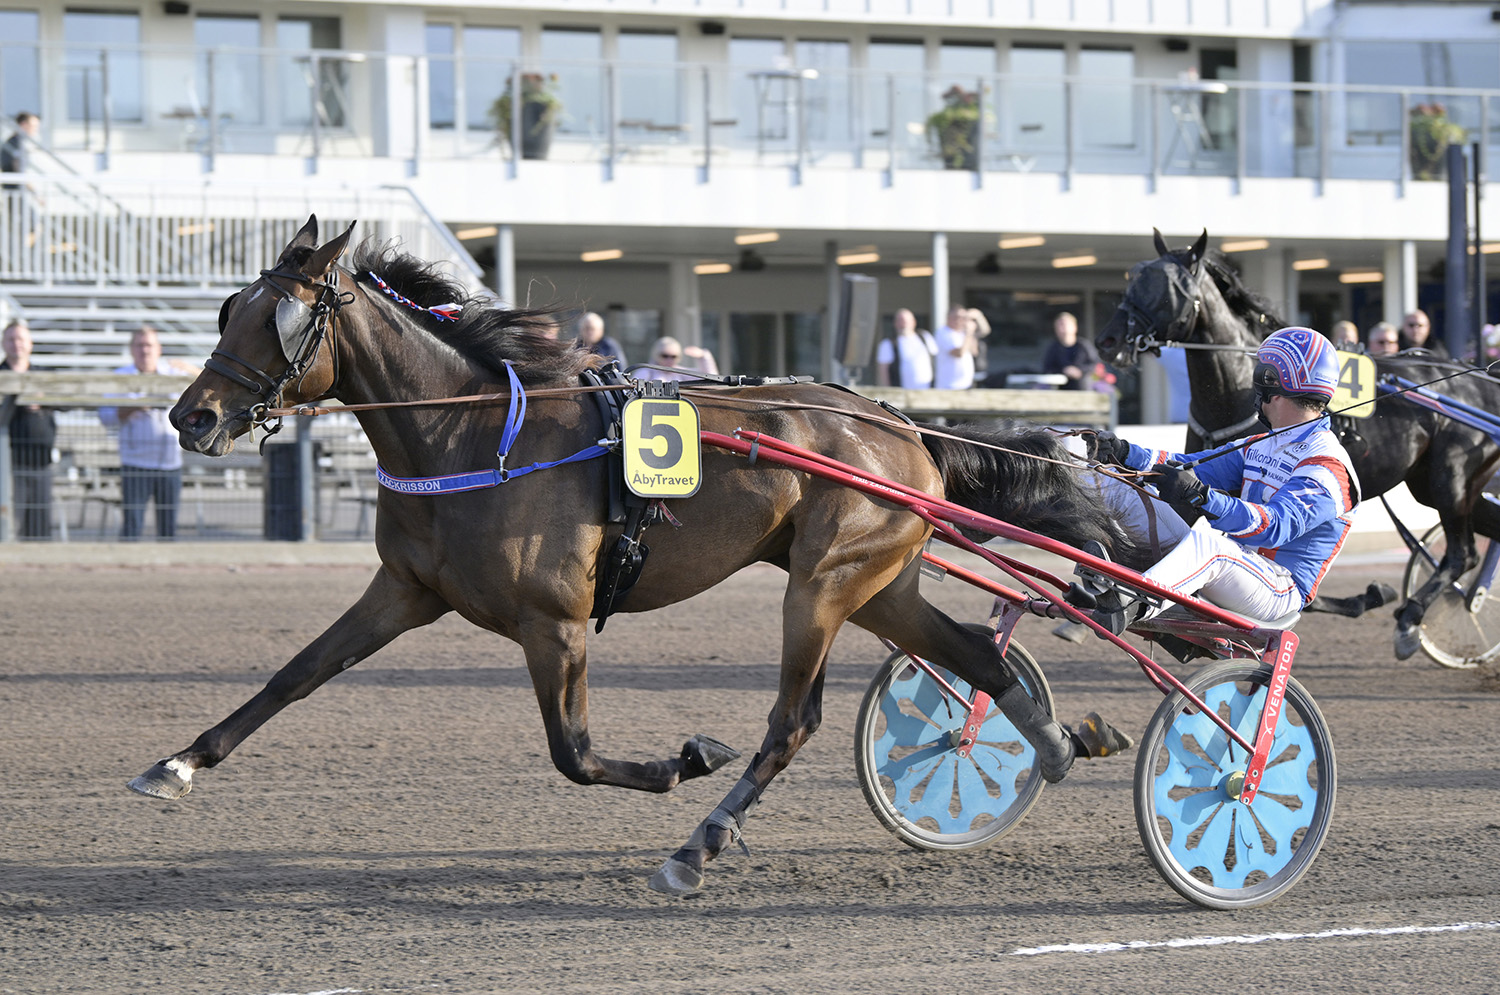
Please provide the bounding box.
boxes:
[2,0,1498,420]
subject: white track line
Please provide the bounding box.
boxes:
[1010,920,1500,957]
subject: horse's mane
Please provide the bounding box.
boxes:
[1199,250,1284,342]
[351,240,600,386]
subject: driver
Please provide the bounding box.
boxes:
[1083,326,1361,631]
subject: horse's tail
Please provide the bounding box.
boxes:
[918,422,1142,567]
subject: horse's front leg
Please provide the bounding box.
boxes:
[127,566,451,799]
[522,617,741,792]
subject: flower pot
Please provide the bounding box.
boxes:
[520,101,554,160]
[937,118,979,170]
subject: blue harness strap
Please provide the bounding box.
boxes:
[376,361,609,496]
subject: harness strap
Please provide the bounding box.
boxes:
[375,361,609,496]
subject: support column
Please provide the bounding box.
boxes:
[1383,239,1417,326]
[930,231,950,332]
[823,240,839,382]
[494,224,515,305]
[668,259,701,346]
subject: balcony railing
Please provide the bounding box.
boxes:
[3,40,1497,185]
[0,177,483,288]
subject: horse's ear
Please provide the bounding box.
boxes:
[275,215,319,266]
[1152,228,1170,258]
[304,221,357,279]
[1189,229,1209,264]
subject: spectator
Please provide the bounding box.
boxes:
[875,308,937,388]
[99,325,198,540]
[1,319,56,539]
[934,305,979,390]
[1041,312,1100,390]
[1,111,39,189]
[577,311,627,366]
[1399,309,1448,357]
[1331,320,1360,350]
[639,336,718,382]
[1367,321,1400,357]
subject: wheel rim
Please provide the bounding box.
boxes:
[1404,525,1500,669]
[864,658,1047,848]
[1141,667,1334,907]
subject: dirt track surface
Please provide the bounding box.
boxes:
[2,556,1498,994]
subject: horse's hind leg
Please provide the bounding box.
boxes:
[1394,511,1482,660]
[127,567,451,799]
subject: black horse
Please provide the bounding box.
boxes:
[1097,229,1500,659]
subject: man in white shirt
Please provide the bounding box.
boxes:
[99,325,198,540]
[875,308,938,389]
[934,305,983,390]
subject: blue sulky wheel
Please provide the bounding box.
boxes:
[854,624,1054,851]
[1134,660,1337,909]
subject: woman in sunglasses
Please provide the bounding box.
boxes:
[640,336,718,382]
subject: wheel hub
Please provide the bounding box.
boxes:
[1223,769,1246,801]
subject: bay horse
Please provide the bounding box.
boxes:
[127,216,1133,894]
[1097,229,1500,659]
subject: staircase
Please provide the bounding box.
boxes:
[1,172,484,372]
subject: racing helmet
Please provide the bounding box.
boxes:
[1252,326,1339,406]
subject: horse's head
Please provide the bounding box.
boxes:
[172,215,355,455]
[1096,228,1209,368]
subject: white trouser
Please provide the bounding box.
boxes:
[1088,470,1303,622]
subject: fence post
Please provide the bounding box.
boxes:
[0,397,13,543]
[297,413,316,541]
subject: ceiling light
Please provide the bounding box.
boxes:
[837,248,880,266]
[1220,238,1270,253]
[1482,243,1500,254]
[899,263,934,278]
[999,235,1046,250]
[1052,253,1097,268]
[176,222,215,236]
[693,261,732,275]
[456,225,499,241]
[734,230,779,245]
[1338,270,1383,284]
[580,249,624,263]
[1292,258,1329,271]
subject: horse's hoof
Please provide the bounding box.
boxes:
[682,734,740,777]
[1051,621,1089,643]
[1394,625,1422,661]
[647,857,704,895]
[126,760,193,800]
[1368,583,1398,609]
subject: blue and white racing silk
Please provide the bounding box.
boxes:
[1120,416,1360,604]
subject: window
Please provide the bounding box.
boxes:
[796,39,851,146]
[464,26,521,131]
[426,24,455,129]
[1345,41,1500,144]
[196,15,262,126]
[729,37,787,144]
[277,16,344,128]
[1009,45,1064,148]
[618,30,679,132]
[866,39,925,152]
[0,10,41,122]
[64,9,142,123]
[1078,47,1134,149]
[541,27,602,136]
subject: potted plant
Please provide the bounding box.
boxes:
[1409,102,1466,181]
[926,85,983,170]
[489,73,563,160]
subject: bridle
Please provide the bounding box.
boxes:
[1111,254,1207,367]
[205,265,351,441]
